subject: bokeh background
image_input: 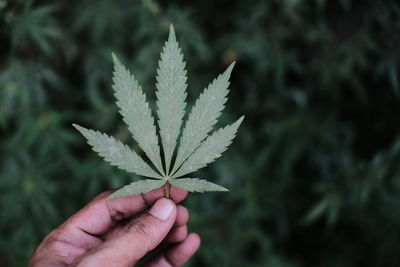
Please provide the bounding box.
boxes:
[1,0,400,266]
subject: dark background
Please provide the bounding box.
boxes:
[1,0,400,266]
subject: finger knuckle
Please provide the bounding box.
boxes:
[109,208,126,221]
[125,220,148,237]
[177,206,189,222]
[41,229,63,248]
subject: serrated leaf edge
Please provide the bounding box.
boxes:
[169,178,229,193]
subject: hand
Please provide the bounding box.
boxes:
[28,185,200,267]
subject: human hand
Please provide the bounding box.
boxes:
[28,185,200,267]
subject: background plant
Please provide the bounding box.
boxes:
[1,0,400,266]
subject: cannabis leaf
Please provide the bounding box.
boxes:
[73,25,243,199]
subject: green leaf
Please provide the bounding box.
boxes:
[73,124,162,179]
[73,25,244,197]
[112,54,165,176]
[170,178,229,192]
[171,116,244,178]
[171,62,235,175]
[156,25,187,174]
[108,179,167,199]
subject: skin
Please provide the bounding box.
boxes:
[29,185,200,267]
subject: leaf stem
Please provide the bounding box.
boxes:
[165,182,170,198]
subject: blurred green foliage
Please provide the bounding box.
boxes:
[1,0,400,266]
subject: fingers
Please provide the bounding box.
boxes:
[100,204,189,241]
[63,184,188,238]
[164,225,188,243]
[66,191,146,236]
[163,206,189,243]
[174,205,189,227]
[72,198,178,266]
[142,233,201,267]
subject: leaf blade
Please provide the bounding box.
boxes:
[112,54,165,176]
[73,124,162,179]
[171,116,244,178]
[156,25,187,174]
[171,63,235,175]
[169,178,229,193]
[108,179,167,199]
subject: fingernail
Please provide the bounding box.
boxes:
[149,198,174,221]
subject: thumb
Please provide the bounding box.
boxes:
[73,198,177,267]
